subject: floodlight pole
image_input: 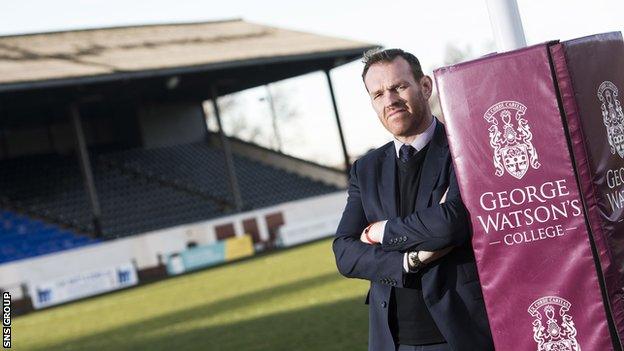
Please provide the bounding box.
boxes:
[324,69,351,175]
[69,103,103,238]
[210,85,243,212]
[485,0,527,51]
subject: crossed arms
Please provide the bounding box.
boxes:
[332,158,469,287]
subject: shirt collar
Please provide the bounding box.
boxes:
[393,118,437,158]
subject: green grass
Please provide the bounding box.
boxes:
[13,239,370,351]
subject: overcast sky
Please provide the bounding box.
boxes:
[2,0,623,167]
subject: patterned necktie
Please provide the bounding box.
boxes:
[399,144,417,163]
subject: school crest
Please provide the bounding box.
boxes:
[484,100,540,179]
[528,296,581,351]
[598,81,624,158]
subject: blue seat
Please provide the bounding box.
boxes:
[0,209,100,264]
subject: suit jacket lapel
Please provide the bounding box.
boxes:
[416,121,448,210]
[379,144,398,218]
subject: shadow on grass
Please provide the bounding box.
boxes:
[30,272,368,351]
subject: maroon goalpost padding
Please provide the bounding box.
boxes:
[434,32,624,351]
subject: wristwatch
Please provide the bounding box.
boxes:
[407,251,425,272]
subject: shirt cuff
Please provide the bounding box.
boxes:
[379,220,387,243]
[403,253,410,273]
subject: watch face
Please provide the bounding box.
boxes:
[409,252,420,269]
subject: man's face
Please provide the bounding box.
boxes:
[364,57,432,138]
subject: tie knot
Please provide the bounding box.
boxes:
[399,144,416,163]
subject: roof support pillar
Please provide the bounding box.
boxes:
[210,85,243,212]
[324,69,351,176]
[0,107,7,159]
[69,103,103,237]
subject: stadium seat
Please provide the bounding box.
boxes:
[0,141,340,246]
[0,209,100,264]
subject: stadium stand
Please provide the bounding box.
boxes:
[0,141,341,263]
[0,20,365,314]
[0,153,94,232]
[102,142,339,210]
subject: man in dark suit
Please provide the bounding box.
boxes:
[332,49,493,351]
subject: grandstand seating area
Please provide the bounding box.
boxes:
[104,142,337,210]
[0,141,341,263]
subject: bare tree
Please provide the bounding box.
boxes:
[203,94,263,143]
[430,41,495,122]
[260,84,301,152]
[202,83,303,156]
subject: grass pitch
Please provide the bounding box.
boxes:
[13,238,369,350]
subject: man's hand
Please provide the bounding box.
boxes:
[360,221,385,244]
[417,246,454,264]
[406,246,454,272]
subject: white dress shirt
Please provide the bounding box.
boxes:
[392,117,437,158]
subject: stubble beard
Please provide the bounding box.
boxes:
[389,106,430,138]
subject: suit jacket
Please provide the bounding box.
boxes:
[333,121,494,351]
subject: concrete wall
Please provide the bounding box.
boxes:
[4,125,52,158]
[223,136,348,189]
[1,102,139,159]
[138,101,207,149]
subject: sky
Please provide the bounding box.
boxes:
[1,0,623,168]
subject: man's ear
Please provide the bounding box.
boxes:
[420,76,433,99]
